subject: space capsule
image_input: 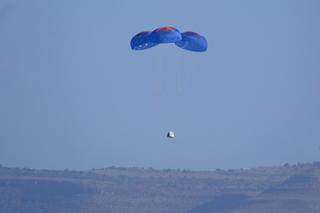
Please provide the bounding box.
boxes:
[167,131,175,138]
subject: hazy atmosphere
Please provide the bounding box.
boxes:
[1,0,319,170]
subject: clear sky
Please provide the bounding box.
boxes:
[1,0,319,170]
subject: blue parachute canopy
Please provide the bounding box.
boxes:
[151,26,182,43]
[130,31,159,50]
[130,26,207,52]
[175,32,207,52]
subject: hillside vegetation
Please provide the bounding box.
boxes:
[1,162,320,213]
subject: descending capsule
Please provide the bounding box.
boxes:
[167,131,175,139]
[175,31,207,52]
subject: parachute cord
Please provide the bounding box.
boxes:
[176,60,182,94]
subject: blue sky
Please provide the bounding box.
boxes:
[0,0,319,170]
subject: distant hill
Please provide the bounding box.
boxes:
[1,162,320,213]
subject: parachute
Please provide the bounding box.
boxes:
[130,26,207,52]
[175,32,207,52]
[151,26,182,43]
[131,26,208,139]
[130,31,159,50]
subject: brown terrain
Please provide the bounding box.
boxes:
[0,162,320,213]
